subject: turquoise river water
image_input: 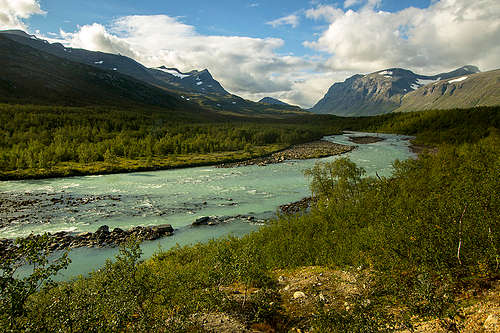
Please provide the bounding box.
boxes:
[0,132,414,279]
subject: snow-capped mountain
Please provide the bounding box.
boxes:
[310,66,481,116]
[396,69,500,112]
[0,30,231,98]
[0,29,305,116]
[149,66,229,95]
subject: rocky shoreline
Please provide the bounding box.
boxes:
[0,224,174,261]
[0,214,270,261]
[217,140,355,168]
[191,214,264,226]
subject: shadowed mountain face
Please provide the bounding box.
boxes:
[0,34,190,110]
[310,66,481,116]
[0,30,227,97]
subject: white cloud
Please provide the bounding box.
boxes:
[60,23,136,58]
[0,0,45,30]
[305,0,500,73]
[34,0,500,109]
[305,5,343,22]
[266,14,300,28]
[59,15,314,103]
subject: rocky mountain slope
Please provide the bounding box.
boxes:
[395,69,500,112]
[310,66,481,116]
[149,67,229,95]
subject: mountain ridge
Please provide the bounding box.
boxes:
[310,66,482,116]
[0,34,192,110]
[0,29,306,117]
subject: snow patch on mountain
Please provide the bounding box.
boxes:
[157,67,191,79]
[448,76,468,83]
[417,78,440,86]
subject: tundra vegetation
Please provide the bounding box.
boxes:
[0,106,499,331]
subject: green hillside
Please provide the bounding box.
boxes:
[0,35,192,110]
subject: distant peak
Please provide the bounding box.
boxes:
[259,97,290,106]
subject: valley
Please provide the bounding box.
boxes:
[0,14,499,332]
[2,131,414,278]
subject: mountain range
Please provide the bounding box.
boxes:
[0,33,185,110]
[0,29,499,117]
[0,30,304,117]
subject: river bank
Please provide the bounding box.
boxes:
[217,140,355,168]
[0,143,288,181]
[0,137,357,181]
[0,224,174,261]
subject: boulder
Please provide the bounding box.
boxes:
[193,216,210,226]
[293,291,306,299]
[484,314,498,329]
[112,227,125,234]
[95,225,110,235]
[152,224,174,235]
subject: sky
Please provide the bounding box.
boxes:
[1,0,499,108]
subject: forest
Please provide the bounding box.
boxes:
[0,104,334,179]
[1,103,498,180]
[1,105,498,331]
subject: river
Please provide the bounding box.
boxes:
[0,132,414,279]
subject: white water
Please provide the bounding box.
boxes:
[1,132,414,279]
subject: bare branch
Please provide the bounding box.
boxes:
[457,204,468,265]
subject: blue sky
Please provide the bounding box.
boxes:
[2,0,499,107]
[28,0,431,57]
